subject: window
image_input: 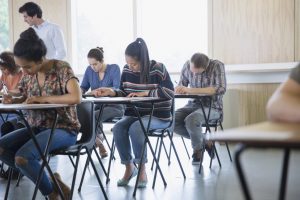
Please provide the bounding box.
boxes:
[0,0,9,52]
[72,0,134,74]
[137,0,208,72]
[72,0,208,74]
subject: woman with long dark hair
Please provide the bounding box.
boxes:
[0,28,81,199]
[97,38,174,188]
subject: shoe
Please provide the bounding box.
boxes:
[117,167,138,187]
[51,172,71,200]
[95,136,108,158]
[205,141,215,159]
[192,149,203,165]
[137,177,148,188]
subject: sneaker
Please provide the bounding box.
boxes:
[95,136,108,158]
[192,150,203,165]
[49,172,71,200]
[205,141,215,159]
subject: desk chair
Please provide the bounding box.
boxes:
[145,99,186,189]
[49,102,108,200]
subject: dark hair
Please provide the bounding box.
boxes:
[19,2,42,18]
[190,53,210,69]
[13,28,47,62]
[0,51,20,74]
[87,47,104,62]
[125,38,150,83]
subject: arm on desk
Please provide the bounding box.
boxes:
[26,78,82,104]
[267,78,300,122]
[175,86,216,95]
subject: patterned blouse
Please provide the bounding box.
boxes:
[178,59,227,113]
[18,60,81,132]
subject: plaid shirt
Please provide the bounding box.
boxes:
[178,59,227,113]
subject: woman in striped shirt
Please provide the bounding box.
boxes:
[96,38,174,188]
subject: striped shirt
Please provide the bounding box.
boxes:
[115,61,174,120]
[178,59,227,113]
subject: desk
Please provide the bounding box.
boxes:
[83,96,167,196]
[207,121,300,200]
[0,103,70,200]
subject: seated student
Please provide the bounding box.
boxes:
[0,28,81,200]
[267,63,300,122]
[174,53,226,164]
[96,38,174,188]
[81,47,124,158]
[0,51,23,94]
[0,51,23,179]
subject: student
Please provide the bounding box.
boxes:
[96,38,174,188]
[174,53,226,164]
[267,63,300,122]
[0,51,23,94]
[81,47,124,158]
[0,51,23,179]
[0,28,81,199]
[19,2,67,60]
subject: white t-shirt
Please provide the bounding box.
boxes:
[33,21,67,60]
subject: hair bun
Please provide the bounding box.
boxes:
[96,47,104,53]
[19,28,39,41]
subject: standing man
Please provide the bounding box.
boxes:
[19,2,67,60]
[174,53,227,164]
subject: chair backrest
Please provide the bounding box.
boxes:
[76,101,96,149]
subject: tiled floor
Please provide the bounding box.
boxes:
[1,135,300,200]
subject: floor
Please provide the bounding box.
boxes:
[1,134,300,200]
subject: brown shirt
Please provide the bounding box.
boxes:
[19,60,81,132]
[290,64,300,84]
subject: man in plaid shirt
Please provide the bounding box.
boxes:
[174,53,227,164]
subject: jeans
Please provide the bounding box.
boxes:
[0,127,77,195]
[113,116,170,165]
[174,102,220,151]
[95,104,124,135]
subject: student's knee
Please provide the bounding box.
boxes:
[184,113,201,129]
[15,156,28,166]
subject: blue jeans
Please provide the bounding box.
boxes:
[0,127,77,195]
[113,116,170,165]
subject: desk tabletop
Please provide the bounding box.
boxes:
[0,103,70,110]
[174,93,213,98]
[206,121,300,146]
[82,96,164,104]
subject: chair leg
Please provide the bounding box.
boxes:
[225,142,232,162]
[213,144,222,168]
[15,173,23,187]
[78,155,90,192]
[68,155,76,168]
[93,146,108,178]
[152,136,164,189]
[162,140,171,165]
[106,138,115,184]
[4,167,13,200]
[181,136,190,160]
[69,153,81,200]
[151,137,160,170]
[198,148,205,174]
[86,149,108,200]
[168,132,186,179]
